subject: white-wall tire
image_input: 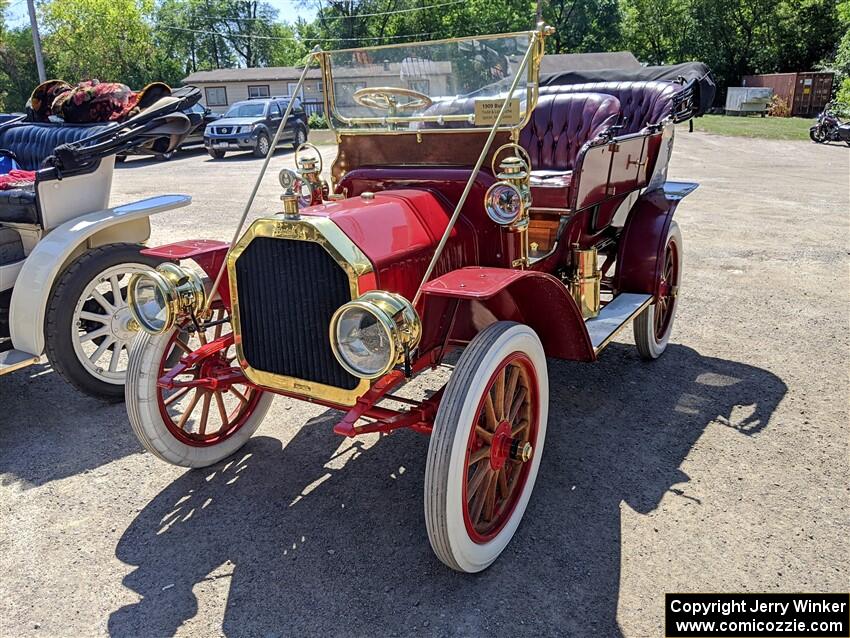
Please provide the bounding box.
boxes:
[633,220,683,360]
[425,321,548,573]
[125,316,273,468]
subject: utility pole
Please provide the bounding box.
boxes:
[26,0,47,83]
[535,0,544,25]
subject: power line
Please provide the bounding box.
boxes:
[159,23,507,44]
[316,0,466,21]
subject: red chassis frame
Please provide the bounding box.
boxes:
[141,178,695,441]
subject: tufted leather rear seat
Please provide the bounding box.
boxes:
[539,81,681,135]
[0,122,114,171]
[519,92,620,174]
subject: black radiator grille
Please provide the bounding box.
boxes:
[234,237,359,390]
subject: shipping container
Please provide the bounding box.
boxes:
[742,72,834,117]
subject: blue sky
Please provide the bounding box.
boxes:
[5,0,319,29]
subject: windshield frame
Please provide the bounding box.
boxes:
[316,30,544,136]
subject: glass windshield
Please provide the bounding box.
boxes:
[225,102,266,118]
[324,32,535,131]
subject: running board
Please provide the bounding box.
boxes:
[0,349,40,376]
[586,293,653,354]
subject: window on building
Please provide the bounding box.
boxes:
[248,85,270,99]
[407,79,430,95]
[316,80,324,94]
[287,82,305,99]
[337,81,367,106]
[205,86,227,107]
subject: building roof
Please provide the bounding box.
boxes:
[540,52,641,74]
[182,51,640,85]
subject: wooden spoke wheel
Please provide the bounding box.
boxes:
[462,353,537,543]
[425,321,548,573]
[634,220,683,360]
[126,309,274,468]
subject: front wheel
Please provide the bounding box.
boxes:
[633,220,682,359]
[425,321,548,573]
[126,311,273,467]
[253,132,270,158]
[208,148,225,159]
[45,243,162,400]
[809,126,827,143]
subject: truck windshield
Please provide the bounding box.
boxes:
[323,32,536,131]
[225,103,266,118]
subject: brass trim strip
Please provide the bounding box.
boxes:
[226,215,374,406]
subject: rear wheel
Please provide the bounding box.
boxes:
[292,126,307,149]
[45,243,161,400]
[633,220,682,359]
[126,310,272,467]
[155,150,175,161]
[425,321,548,573]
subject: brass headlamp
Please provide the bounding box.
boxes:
[329,291,422,379]
[127,263,207,335]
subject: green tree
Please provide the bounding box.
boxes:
[620,0,692,65]
[40,0,172,87]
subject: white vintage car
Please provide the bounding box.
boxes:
[0,89,198,399]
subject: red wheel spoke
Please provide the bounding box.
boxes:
[475,425,493,443]
[483,472,498,522]
[198,392,212,435]
[469,445,491,465]
[493,368,506,421]
[497,468,509,499]
[508,386,527,424]
[174,339,192,355]
[176,389,203,431]
[504,366,520,417]
[511,418,529,438]
[483,393,498,431]
[229,386,249,405]
[214,391,229,428]
[467,464,490,501]
[164,387,190,407]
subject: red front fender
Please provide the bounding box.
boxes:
[141,239,231,305]
[420,267,595,362]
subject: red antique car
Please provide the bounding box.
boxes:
[124,27,706,572]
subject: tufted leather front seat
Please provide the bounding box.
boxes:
[540,81,681,135]
[519,92,620,173]
[0,122,114,171]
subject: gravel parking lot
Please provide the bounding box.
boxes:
[1,132,848,637]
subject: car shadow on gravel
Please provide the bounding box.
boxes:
[0,362,140,489]
[108,344,786,637]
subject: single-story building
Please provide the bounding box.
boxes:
[183,51,641,113]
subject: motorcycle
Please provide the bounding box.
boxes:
[810,101,850,145]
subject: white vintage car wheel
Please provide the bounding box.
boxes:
[633,220,683,359]
[45,243,162,401]
[126,311,273,467]
[425,321,548,573]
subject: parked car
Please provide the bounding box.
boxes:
[0,87,200,399]
[203,96,308,159]
[124,28,705,571]
[117,103,221,161]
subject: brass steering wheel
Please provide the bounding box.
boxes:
[352,87,433,115]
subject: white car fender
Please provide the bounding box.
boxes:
[9,194,192,357]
